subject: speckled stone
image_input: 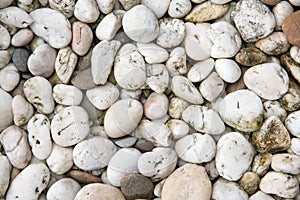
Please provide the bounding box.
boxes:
[69,170,101,184]
[12,48,31,72]
[238,172,260,195]
[235,48,267,67]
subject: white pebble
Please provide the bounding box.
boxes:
[285,110,300,138]
[0,24,10,50]
[0,155,11,197]
[0,63,20,92]
[273,1,294,30]
[53,84,83,106]
[263,100,287,121]
[137,43,169,64]
[215,59,241,83]
[144,92,168,120]
[12,95,33,126]
[96,0,114,14]
[188,58,214,82]
[0,88,12,131]
[119,0,140,10]
[146,64,169,94]
[199,72,224,102]
[166,47,187,77]
[47,178,81,200]
[0,6,33,28]
[11,28,34,47]
[72,21,93,56]
[168,97,189,119]
[271,153,300,175]
[141,0,170,18]
[168,0,192,18]
[166,119,189,139]
[290,46,300,64]
[291,138,300,155]
[0,50,10,68]
[74,0,100,23]
[255,32,290,55]
[212,179,248,200]
[249,191,275,200]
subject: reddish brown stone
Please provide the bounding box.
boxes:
[260,0,281,5]
[283,11,300,47]
[69,170,101,184]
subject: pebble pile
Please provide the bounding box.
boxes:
[0,0,300,199]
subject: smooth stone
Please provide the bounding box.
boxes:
[46,143,73,174]
[121,174,154,200]
[74,183,126,200]
[49,0,75,18]
[171,75,204,104]
[0,155,11,196]
[122,5,159,43]
[168,0,191,18]
[12,47,30,72]
[138,147,177,181]
[219,90,263,132]
[216,132,255,181]
[207,21,241,58]
[30,8,72,49]
[273,1,294,30]
[73,137,117,170]
[95,10,124,41]
[53,84,83,106]
[260,171,299,198]
[47,178,81,200]
[280,53,300,85]
[235,47,267,67]
[12,95,33,126]
[137,43,168,64]
[119,0,140,10]
[24,76,55,114]
[0,63,20,92]
[161,163,212,200]
[138,120,172,147]
[86,83,119,110]
[113,136,138,148]
[291,138,300,155]
[212,178,248,200]
[168,97,189,119]
[291,46,300,64]
[104,99,143,138]
[166,119,189,139]
[96,0,114,14]
[199,72,224,102]
[74,0,100,23]
[263,100,287,121]
[120,89,142,100]
[289,0,300,6]
[0,88,12,131]
[0,50,10,69]
[285,110,300,138]
[28,44,56,77]
[71,67,97,90]
[249,191,275,200]
[6,163,50,200]
[135,138,155,153]
[156,18,185,48]
[141,0,169,18]
[166,47,187,77]
[182,105,225,135]
[69,170,101,184]
[0,125,32,169]
[51,106,89,147]
[215,59,241,83]
[282,10,300,47]
[0,0,13,8]
[91,40,121,85]
[72,21,93,56]
[184,22,212,61]
[107,148,141,187]
[185,1,229,23]
[271,153,300,175]
[231,0,275,42]
[144,93,168,120]
[11,28,34,47]
[27,114,52,160]
[175,133,216,163]
[252,116,291,153]
[238,172,260,195]
[0,24,10,50]
[146,64,169,94]
[280,80,300,111]
[0,6,33,28]
[114,43,146,90]
[252,153,272,177]
[188,58,214,82]
[255,32,290,55]
[55,47,78,84]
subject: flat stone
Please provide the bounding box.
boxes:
[47,178,81,200]
[74,183,126,200]
[282,10,300,47]
[69,170,102,184]
[12,95,33,126]
[51,106,89,147]
[216,132,255,181]
[0,6,33,28]
[252,116,291,153]
[71,67,97,90]
[260,171,299,198]
[74,0,100,23]
[53,84,83,106]
[271,153,300,175]
[30,8,72,49]
[161,163,211,200]
[121,174,154,200]
[235,47,267,67]
[72,21,93,56]
[231,0,275,42]
[138,147,177,181]
[212,178,248,200]
[185,1,229,23]
[255,32,290,55]
[11,28,33,47]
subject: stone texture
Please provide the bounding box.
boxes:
[12,48,31,72]
[69,170,102,184]
[235,47,267,67]
[282,10,300,47]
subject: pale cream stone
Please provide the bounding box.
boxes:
[188,58,214,82]
[53,84,83,106]
[96,0,114,14]
[166,47,187,77]
[0,155,11,197]
[0,6,33,28]
[144,92,168,120]
[49,0,75,18]
[74,0,100,23]
[146,64,169,94]
[168,0,192,18]
[199,72,224,102]
[215,59,241,83]
[11,28,34,47]
[0,88,12,132]
[55,47,77,84]
[137,43,169,64]
[47,178,81,200]
[212,179,248,200]
[255,32,290,55]
[141,0,170,18]
[72,21,93,56]
[273,1,294,30]
[12,95,33,126]
[0,63,20,92]
[271,153,300,175]
[0,24,10,50]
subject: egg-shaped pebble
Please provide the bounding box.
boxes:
[12,95,33,126]
[49,0,75,18]
[273,1,294,30]
[138,147,177,181]
[107,148,141,187]
[0,0,13,8]
[168,97,189,119]
[0,50,10,68]
[212,178,248,200]
[47,178,81,200]
[74,0,100,23]
[30,8,72,49]
[168,0,191,18]
[6,163,50,200]
[0,6,33,28]
[291,138,300,155]
[199,72,224,102]
[73,137,117,170]
[216,132,255,181]
[0,155,11,197]
[219,89,263,132]
[255,32,290,55]
[11,28,34,47]
[55,47,77,84]
[146,64,169,94]
[141,0,169,18]
[166,47,187,77]
[271,153,300,175]
[122,5,159,43]
[188,58,214,82]
[137,43,169,64]
[0,63,20,92]
[166,119,189,139]
[104,99,143,138]
[53,84,83,106]
[175,133,216,163]
[72,21,93,56]
[144,92,168,120]
[285,110,300,138]
[215,59,241,83]
[27,114,52,160]
[0,88,12,132]
[96,0,114,14]
[86,83,119,110]
[51,106,89,147]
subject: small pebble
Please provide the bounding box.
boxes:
[71,67,97,90]
[0,6,33,28]
[144,92,168,120]
[291,138,300,155]
[0,50,11,69]
[69,170,102,184]
[74,0,100,23]
[0,155,11,197]
[255,32,290,55]
[166,47,187,77]
[137,43,169,64]
[271,153,300,175]
[290,46,300,64]
[238,172,260,195]
[146,64,169,94]
[53,84,83,106]
[249,191,275,200]
[263,100,287,121]
[212,178,248,200]
[12,95,33,126]
[72,21,93,56]
[141,0,169,18]
[0,88,13,132]
[282,10,300,47]
[273,1,294,30]
[96,0,114,14]
[47,178,81,200]
[168,0,192,18]
[252,153,272,177]
[0,24,10,50]
[11,28,33,47]
[168,97,189,119]
[235,47,267,67]
[166,119,189,139]
[0,63,20,92]
[49,0,75,18]
[199,72,225,102]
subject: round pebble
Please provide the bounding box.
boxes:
[47,178,81,200]
[53,84,83,106]
[74,0,100,23]
[11,28,33,47]
[0,88,12,132]
[285,110,300,138]
[271,153,300,175]
[212,178,248,200]
[144,92,168,120]
[72,21,93,56]
[215,59,241,83]
[12,47,31,72]
[168,0,191,18]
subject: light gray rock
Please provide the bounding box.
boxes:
[96,0,114,14]
[11,28,34,47]
[0,0,13,8]
[144,93,168,120]
[0,6,33,28]
[166,47,187,77]
[199,72,224,102]
[0,63,20,92]
[49,0,75,18]
[53,84,83,106]
[249,191,275,200]
[168,0,191,18]
[0,50,10,68]
[74,0,100,23]
[271,153,300,175]
[146,64,169,94]
[141,0,170,18]
[12,95,33,126]
[273,1,294,30]
[212,178,248,200]
[47,178,81,200]
[188,58,214,82]
[137,43,169,64]
[0,88,12,132]
[0,155,11,197]
[0,25,10,50]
